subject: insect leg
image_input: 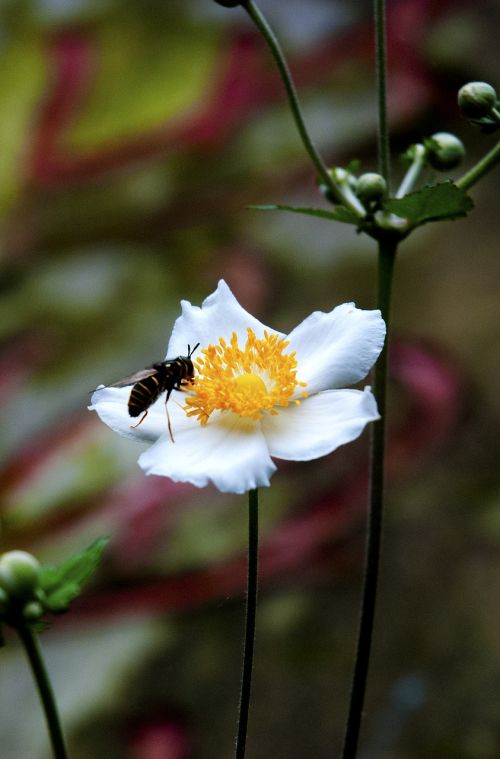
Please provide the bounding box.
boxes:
[165,388,175,443]
[131,410,148,428]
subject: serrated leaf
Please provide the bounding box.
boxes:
[39,537,109,613]
[383,182,473,227]
[250,204,360,226]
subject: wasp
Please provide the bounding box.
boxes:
[110,343,200,442]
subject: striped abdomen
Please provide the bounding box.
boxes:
[128,373,165,418]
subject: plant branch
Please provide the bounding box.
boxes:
[374,0,390,188]
[242,0,366,217]
[456,140,500,190]
[17,624,69,759]
[235,487,259,759]
[341,235,397,759]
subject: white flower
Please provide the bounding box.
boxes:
[90,280,386,494]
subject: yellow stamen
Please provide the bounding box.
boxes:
[184,328,307,425]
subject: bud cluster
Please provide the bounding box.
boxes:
[318,166,387,212]
[458,81,499,133]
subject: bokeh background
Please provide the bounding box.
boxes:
[1,1,500,757]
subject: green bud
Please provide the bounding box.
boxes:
[356,172,387,203]
[318,168,355,204]
[458,82,497,119]
[328,167,350,185]
[0,551,41,600]
[425,132,465,171]
[22,601,44,622]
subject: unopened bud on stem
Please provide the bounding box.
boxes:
[458,82,497,119]
[356,173,387,203]
[425,132,465,171]
[0,551,41,600]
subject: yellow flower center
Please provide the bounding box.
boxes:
[184,328,307,425]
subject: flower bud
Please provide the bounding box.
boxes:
[0,551,41,600]
[425,132,465,171]
[356,172,387,203]
[318,167,357,204]
[22,601,44,622]
[458,82,497,119]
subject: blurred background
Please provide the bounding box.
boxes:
[0,0,500,757]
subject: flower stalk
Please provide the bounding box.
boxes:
[456,139,500,190]
[235,487,259,759]
[242,0,366,218]
[341,235,396,759]
[342,2,394,754]
[17,624,69,759]
[374,0,390,188]
[396,144,426,198]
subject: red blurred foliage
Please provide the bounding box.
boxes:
[129,719,189,759]
[27,0,463,187]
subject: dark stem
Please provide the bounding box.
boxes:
[341,236,397,759]
[242,0,365,217]
[17,624,69,759]
[235,487,259,759]
[374,0,390,188]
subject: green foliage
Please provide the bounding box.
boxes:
[39,537,109,613]
[383,182,474,228]
[252,182,474,237]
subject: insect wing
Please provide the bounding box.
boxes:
[107,366,160,389]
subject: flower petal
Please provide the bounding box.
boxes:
[287,303,386,393]
[138,412,277,494]
[166,279,284,358]
[89,386,173,442]
[262,387,379,460]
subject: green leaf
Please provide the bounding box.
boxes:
[383,182,474,227]
[39,537,109,613]
[250,204,360,226]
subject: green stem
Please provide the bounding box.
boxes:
[374,0,390,188]
[235,487,259,759]
[17,624,69,759]
[456,140,500,191]
[396,144,426,198]
[341,235,397,759]
[242,0,366,218]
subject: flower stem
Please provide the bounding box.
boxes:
[17,624,69,759]
[456,139,500,191]
[235,487,259,759]
[374,0,390,188]
[242,0,366,218]
[396,144,426,198]
[341,234,397,759]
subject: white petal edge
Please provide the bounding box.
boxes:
[138,411,277,494]
[89,385,182,443]
[287,303,386,394]
[261,387,379,460]
[166,279,284,359]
